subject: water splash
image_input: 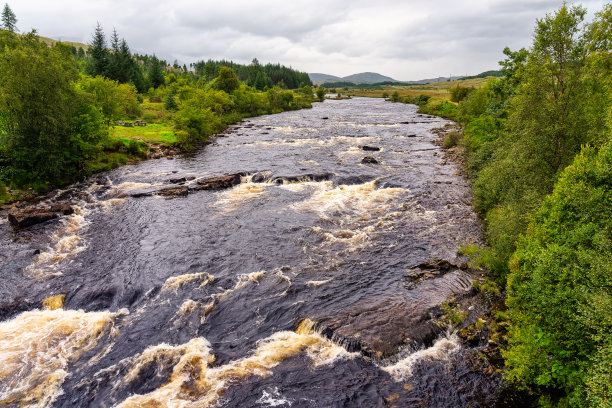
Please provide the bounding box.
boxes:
[117,320,354,408]
[0,309,119,408]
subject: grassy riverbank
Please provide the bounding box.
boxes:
[0,28,316,204]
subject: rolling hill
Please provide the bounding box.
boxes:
[309,72,399,85]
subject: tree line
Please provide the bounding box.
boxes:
[0,6,319,197]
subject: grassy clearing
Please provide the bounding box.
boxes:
[111,123,176,145]
[347,77,491,101]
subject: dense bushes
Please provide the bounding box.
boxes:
[505,142,612,407]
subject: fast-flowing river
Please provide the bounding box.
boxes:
[0,98,502,407]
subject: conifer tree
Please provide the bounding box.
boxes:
[1,3,17,32]
[87,22,109,77]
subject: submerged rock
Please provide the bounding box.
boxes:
[361,156,379,164]
[360,145,380,151]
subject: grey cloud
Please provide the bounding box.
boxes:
[10,0,609,79]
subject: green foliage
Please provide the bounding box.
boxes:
[442,131,461,149]
[449,85,473,102]
[164,91,178,111]
[505,142,612,407]
[390,91,400,102]
[0,31,106,185]
[316,87,326,101]
[213,66,240,94]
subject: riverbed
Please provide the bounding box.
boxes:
[0,97,501,407]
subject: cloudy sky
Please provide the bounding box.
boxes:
[9,0,607,80]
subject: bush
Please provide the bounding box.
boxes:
[505,142,612,406]
[391,91,400,102]
[450,85,473,102]
[442,131,461,148]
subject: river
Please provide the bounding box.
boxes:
[0,97,502,407]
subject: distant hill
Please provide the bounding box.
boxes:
[342,72,398,84]
[38,35,90,51]
[309,71,399,85]
[309,73,343,84]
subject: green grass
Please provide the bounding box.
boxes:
[110,124,176,145]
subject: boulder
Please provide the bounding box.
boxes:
[193,173,243,190]
[8,209,57,228]
[168,177,187,184]
[156,186,189,198]
[49,203,74,215]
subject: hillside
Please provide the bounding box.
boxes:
[38,35,89,51]
[342,72,398,84]
[309,71,399,85]
[309,73,343,84]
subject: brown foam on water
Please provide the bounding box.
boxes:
[42,295,66,310]
[25,206,90,279]
[0,309,118,407]
[116,319,354,408]
[162,272,214,292]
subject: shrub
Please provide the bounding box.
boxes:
[450,85,473,102]
[505,142,612,406]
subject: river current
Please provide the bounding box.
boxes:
[0,98,501,407]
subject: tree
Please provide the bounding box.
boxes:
[148,55,165,89]
[87,23,109,77]
[0,31,105,183]
[505,141,612,407]
[213,66,240,94]
[1,3,17,32]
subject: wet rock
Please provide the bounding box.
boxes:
[407,134,417,137]
[193,173,243,191]
[360,145,380,152]
[361,156,379,164]
[251,173,268,183]
[49,203,74,215]
[156,186,189,198]
[168,177,187,184]
[270,173,333,184]
[130,190,155,198]
[312,265,474,359]
[8,208,58,228]
[404,259,457,289]
[321,116,329,119]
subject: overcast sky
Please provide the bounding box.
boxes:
[9,0,607,80]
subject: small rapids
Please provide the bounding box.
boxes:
[0,98,502,407]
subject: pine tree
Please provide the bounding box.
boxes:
[1,3,17,32]
[148,56,165,89]
[87,22,109,77]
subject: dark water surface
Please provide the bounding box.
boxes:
[0,98,500,407]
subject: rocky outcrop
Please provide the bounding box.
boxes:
[156,186,189,197]
[8,210,57,228]
[8,203,76,228]
[192,173,244,191]
[310,261,475,360]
